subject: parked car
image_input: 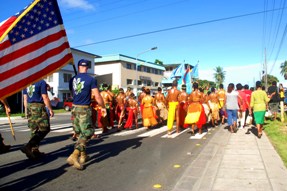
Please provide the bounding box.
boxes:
[63,97,73,111]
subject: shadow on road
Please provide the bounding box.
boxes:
[0,134,144,191]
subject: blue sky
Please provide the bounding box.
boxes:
[1,0,287,87]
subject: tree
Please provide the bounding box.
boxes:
[261,74,279,88]
[213,66,226,87]
[280,60,287,79]
[197,79,215,90]
[154,59,163,65]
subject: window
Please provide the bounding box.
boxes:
[126,63,132,69]
[138,80,142,86]
[147,81,151,86]
[155,82,159,86]
[86,60,92,68]
[63,92,71,101]
[137,65,142,71]
[46,75,53,82]
[143,66,147,72]
[64,73,72,83]
[147,67,150,73]
[127,79,133,85]
[155,69,158,74]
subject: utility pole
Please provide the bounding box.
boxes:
[264,48,268,89]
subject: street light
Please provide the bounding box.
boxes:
[135,47,158,96]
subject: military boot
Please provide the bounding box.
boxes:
[79,151,90,164]
[67,149,83,170]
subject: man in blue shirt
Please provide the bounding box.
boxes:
[67,59,104,170]
[22,80,54,159]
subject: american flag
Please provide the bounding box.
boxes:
[0,0,73,100]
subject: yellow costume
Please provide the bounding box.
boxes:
[167,102,178,130]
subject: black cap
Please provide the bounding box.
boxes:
[78,59,89,67]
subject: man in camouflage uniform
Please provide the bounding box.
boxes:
[22,80,54,159]
[68,59,104,170]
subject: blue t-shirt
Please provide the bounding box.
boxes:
[23,80,47,103]
[69,73,97,105]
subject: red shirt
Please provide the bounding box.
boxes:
[242,89,252,105]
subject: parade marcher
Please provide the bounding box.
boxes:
[125,87,133,98]
[208,87,220,127]
[267,81,280,121]
[22,80,54,159]
[115,88,126,129]
[124,93,139,129]
[199,87,211,123]
[141,88,158,130]
[107,85,116,128]
[138,86,146,115]
[243,84,252,125]
[0,99,11,153]
[224,83,240,133]
[166,80,181,135]
[279,83,285,122]
[236,83,249,129]
[98,83,113,133]
[217,84,226,124]
[184,82,206,134]
[154,87,168,126]
[177,84,188,132]
[250,81,272,138]
[67,59,105,170]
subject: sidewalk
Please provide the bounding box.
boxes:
[172,124,287,191]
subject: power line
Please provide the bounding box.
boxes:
[73,6,287,48]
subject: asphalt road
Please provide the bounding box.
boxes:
[0,113,218,191]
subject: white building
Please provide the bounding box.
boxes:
[94,54,166,94]
[45,48,99,102]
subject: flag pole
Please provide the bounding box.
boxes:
[7,114,16,140]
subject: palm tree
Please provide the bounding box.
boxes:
[280,60,287,79]
[213,66,226,86]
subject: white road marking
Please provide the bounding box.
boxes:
[161,128,189,138]
[189,132,207,139]
[137,126,168,137]
[114,128,146,136]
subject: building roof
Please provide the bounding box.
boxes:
[94,54,165,71]
[71,48,101,58]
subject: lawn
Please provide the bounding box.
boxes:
[264,119,287,168]
[0,108,67,117]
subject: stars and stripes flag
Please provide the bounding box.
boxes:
[0,0,73,100]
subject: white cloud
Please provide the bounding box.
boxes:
[60,0,95,11]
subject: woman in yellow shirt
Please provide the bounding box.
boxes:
[250,81,272,138]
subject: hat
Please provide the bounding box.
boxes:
[181,84,186,90]
[256,81,262,87]
[78,59,89,67]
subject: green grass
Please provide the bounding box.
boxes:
[0,108,68,117]
[264,119,287,168]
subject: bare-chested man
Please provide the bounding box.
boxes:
[125,87,133,98]
[218,84,226,124]
[124,93,139,129]
[177,84,189,132]
[208,87,220,127]
[99,83,113,133]
[154,87,168,126]
[116,88,126,130]
[166,80,181,135]
[138,86,146,115]
[184,82,206,134]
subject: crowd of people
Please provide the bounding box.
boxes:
[0,58,285,171]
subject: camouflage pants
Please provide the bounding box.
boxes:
[27,103,50,147]
[71,106,94,151]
